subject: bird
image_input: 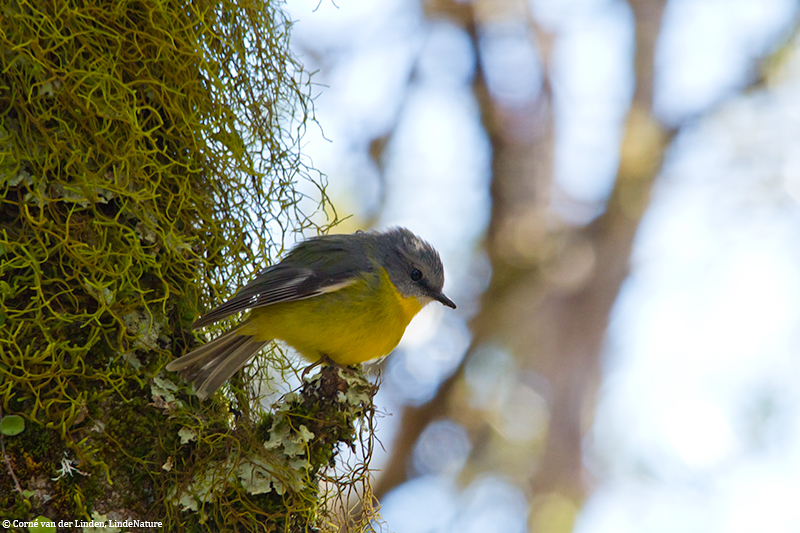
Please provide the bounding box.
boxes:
[166,227,456,399]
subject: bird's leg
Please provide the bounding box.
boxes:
[301,354,357,381]
[300,357,325,381]
[322,354,363,376]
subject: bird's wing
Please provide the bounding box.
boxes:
[192,235,373,329]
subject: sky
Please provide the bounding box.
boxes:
[283,0,800,531]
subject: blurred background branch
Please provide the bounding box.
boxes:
[373,0,672,508]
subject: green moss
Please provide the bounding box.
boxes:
[181,365,376,532]
[0,0,377,530]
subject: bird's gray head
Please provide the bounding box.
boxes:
[377,227,456,309]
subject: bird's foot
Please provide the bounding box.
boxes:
[301,355,358,381]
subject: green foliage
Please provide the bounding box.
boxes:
[27,516,56,533]
[0,0,375,530]
[0,415,25,436]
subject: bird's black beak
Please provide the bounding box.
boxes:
[434,292,457,309]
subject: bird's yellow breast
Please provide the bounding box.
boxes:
[239,268,423,365]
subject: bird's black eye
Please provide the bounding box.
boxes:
[410,268,423,282]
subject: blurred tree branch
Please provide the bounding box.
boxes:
[374,3,800,532]
[376,0,671,505]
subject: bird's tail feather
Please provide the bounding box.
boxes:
[166,328,268,400]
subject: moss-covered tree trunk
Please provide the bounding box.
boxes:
[0,1,375,531]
